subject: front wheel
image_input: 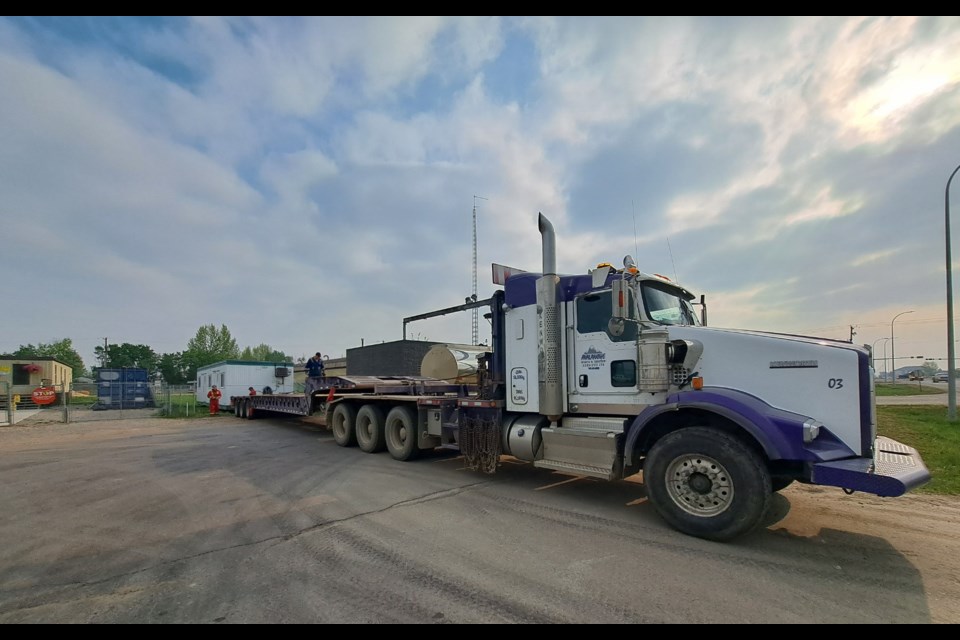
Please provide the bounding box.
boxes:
[644,427,771,542]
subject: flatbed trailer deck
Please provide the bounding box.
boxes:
[230,375,477,424]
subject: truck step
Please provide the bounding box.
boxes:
[561,416,628,432]
[533,459,615,481]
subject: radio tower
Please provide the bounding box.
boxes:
[472,195,487,345]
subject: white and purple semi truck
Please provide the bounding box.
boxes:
[236,213,930,542]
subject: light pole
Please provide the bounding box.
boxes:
[882,339,890,381]
[872,337,889,376]
[946,163,960,420]
[890,311,914,384]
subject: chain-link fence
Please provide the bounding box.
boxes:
[0,381,207,426]
[156,384,202,418]
[0,381,11,426]
[0,382,69,426]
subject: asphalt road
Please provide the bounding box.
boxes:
[0,415,957,624]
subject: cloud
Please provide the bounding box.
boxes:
[0,15,958,374]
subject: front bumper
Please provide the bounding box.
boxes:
[810,436,931,497]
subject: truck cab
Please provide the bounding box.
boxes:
[487,213,930,541]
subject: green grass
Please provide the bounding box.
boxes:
[877,405,960,494]
[67,394,98,406]
[157,392,205,418]
[875,382,945,396]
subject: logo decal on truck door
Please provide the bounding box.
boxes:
[580,346,606,371]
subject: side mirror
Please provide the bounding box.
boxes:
[608,317,626,337]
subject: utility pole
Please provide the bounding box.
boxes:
[890,310,914,384]
[946,162,960,420]
[849,325,857,343]
[101,337,108,367]
[471,195,487,345]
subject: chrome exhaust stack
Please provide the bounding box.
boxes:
[537,213,562,420]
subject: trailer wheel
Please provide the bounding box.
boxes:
[644,427,771,542]
[235,400,243,417]
[245,399,256,420]
[385,406,420,461]
[331,403,358,447]
[356,404,386,453]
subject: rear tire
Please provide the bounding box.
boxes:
[356,404,387,453]
[331,403,357,447]
[385,406,420,461]
[245,399,256,420]
[644,427,771,542]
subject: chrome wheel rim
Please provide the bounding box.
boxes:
[664,454,733,517]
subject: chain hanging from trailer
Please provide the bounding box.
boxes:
[460,413,501,474]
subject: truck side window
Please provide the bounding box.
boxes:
[576,291,637,342]
[611,360,637,387]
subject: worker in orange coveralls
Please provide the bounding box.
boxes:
[207,385,222,415]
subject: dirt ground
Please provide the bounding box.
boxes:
[770,485,960,623]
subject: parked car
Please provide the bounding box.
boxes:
[935,371,949,383]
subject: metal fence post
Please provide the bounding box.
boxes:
[61,382,69,424]
[1,381,10,425]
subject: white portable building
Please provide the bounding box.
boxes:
[196,360,295,409]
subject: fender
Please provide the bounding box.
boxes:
[624,387,840,466]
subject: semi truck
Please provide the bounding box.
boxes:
[233,213,931,542]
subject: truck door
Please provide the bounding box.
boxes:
[571,290,645,410]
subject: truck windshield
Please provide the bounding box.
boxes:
[640,282,700,326]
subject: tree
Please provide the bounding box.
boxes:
[157,352,190,385]
[94,343,157,372]
[921,360,940,377]
[240,344,290,362]
[10,339,86,376]
[182,324,239,380]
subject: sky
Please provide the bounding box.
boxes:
[2,16,960,375]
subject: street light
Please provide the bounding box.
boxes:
[890,310,914,384]
[946,162,960,420]
[872,337,889,376]
[883,339,890,381]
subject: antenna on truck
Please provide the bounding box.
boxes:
[472,195,488,345]
[667,236,679,284]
